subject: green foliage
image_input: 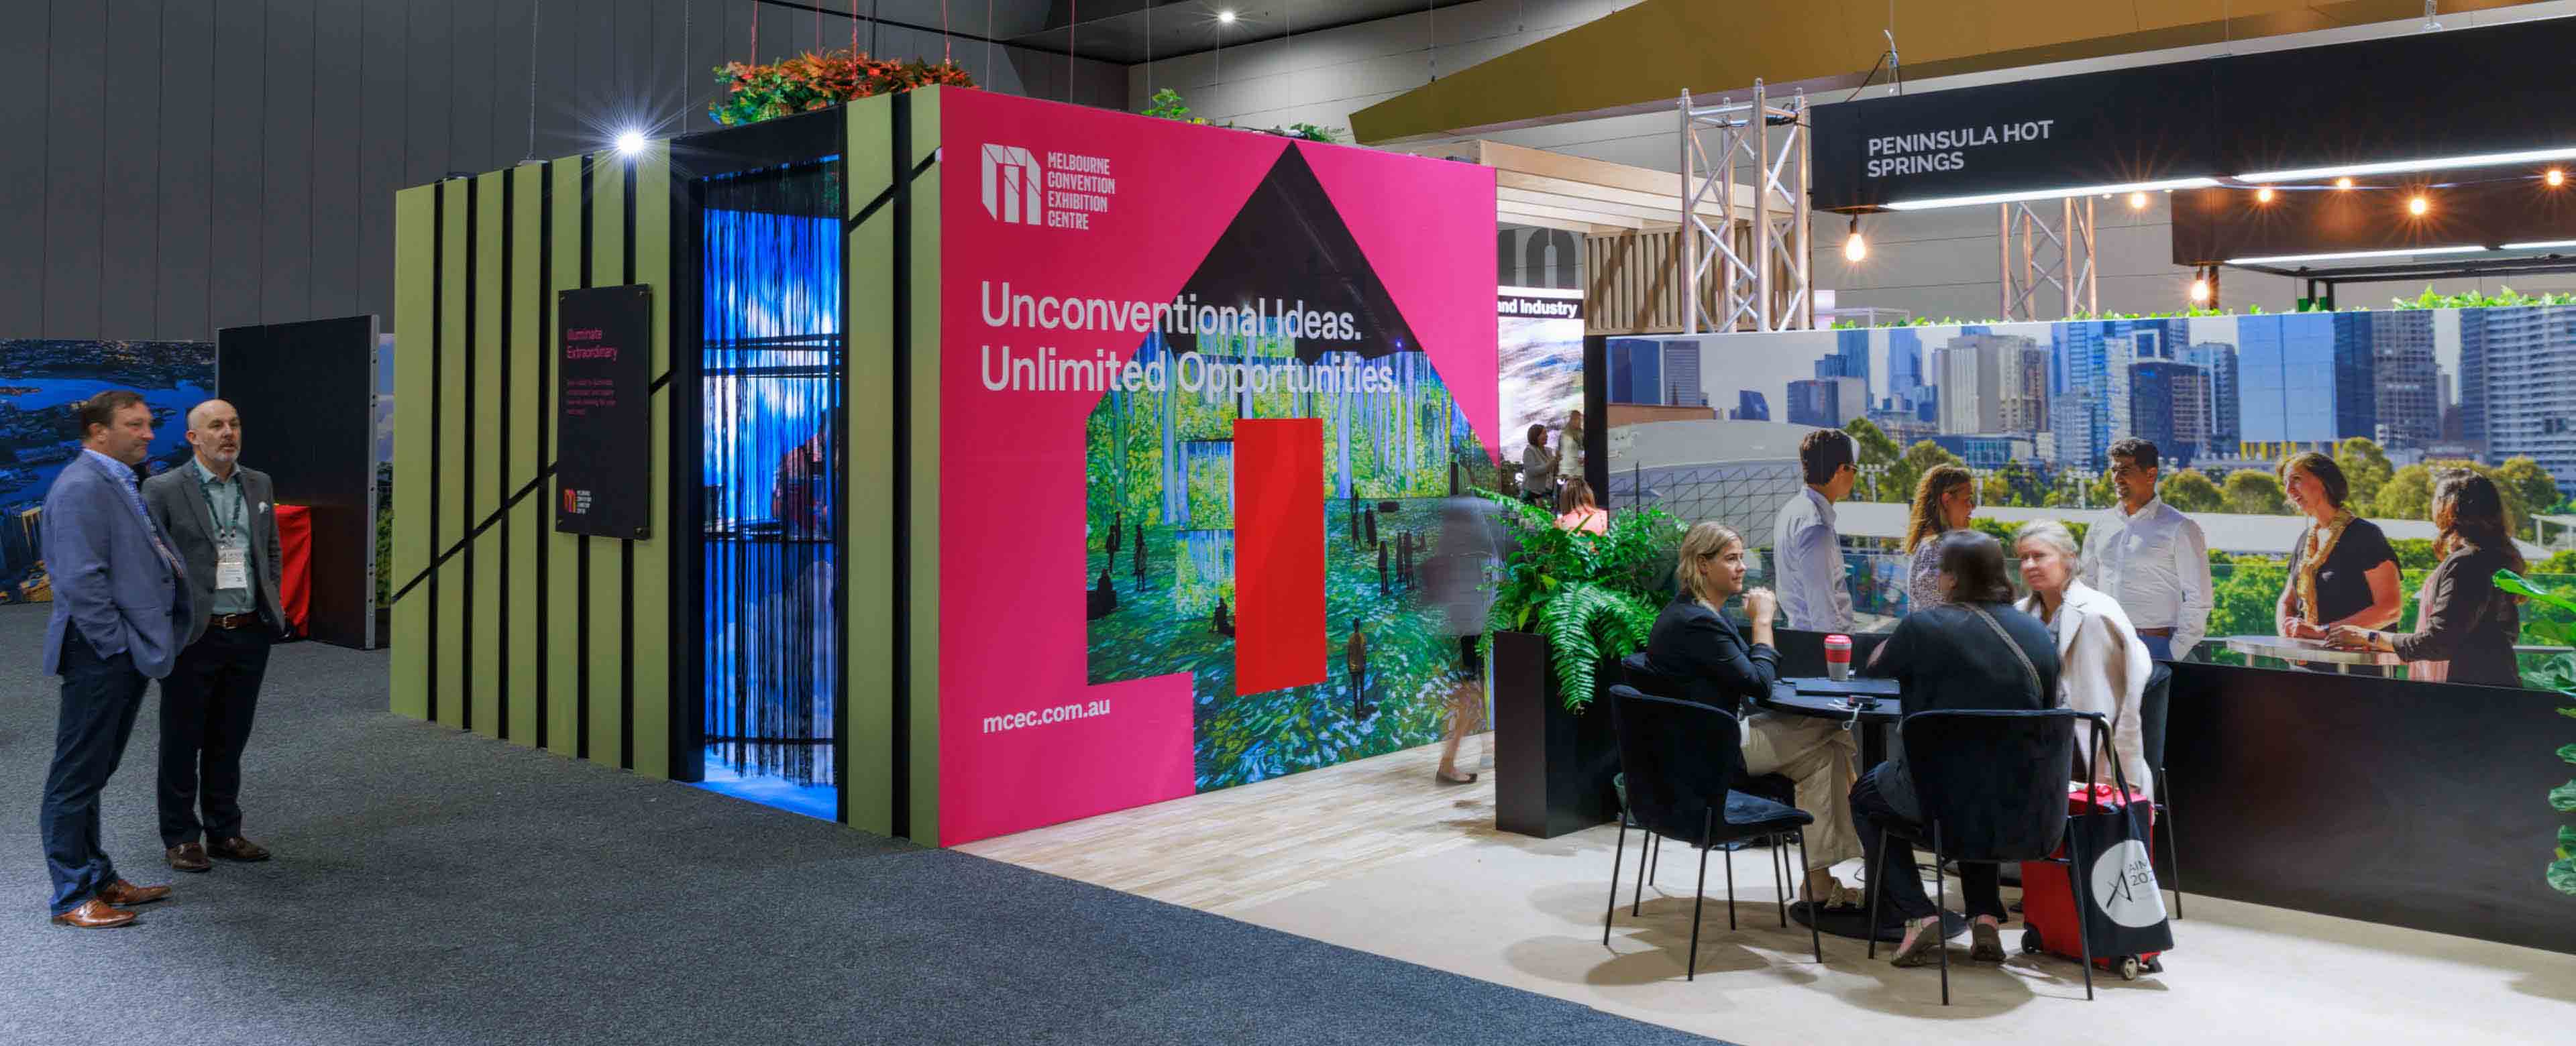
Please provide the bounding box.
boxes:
[2161,468,2224,512]
[1882,440,1966,510]
[2492,569,2576,897]
[1479,492,1683,711]
[1141,88,1346,141]
[2208,558,2289,645]
[2390,285,2576,310]
[2389,538,2441,571]
[2335,438,2394,515]
[708,50,975,127]
[2493,457,2563,539]
[2377,457,2557,537]
[2222,469,2288,515]
[375,504,394,607]
[2540,549,2576,575]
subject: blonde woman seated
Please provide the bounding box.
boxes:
[2013,520,2155,800]
[1902,465,1977,612]
[1555,478,1609,534]
[1643,522,1866,909]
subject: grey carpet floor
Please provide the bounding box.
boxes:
[0,607,1727,1046]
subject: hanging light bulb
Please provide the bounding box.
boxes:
[2409,193,2430,217]
[2255,186,2276,203]
[2335,176,2356,190]
[2128,190,2149,211]
[2549,168,2567,187]
[1843,215,1868,262]
[2189,276,2212,304]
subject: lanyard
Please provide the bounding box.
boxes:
[205,475,247,543]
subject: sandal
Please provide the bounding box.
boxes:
[1802,871,1864,910]
[1435,769,1478,784]
[1969,920,2006,964]
[1889,917,1946,968]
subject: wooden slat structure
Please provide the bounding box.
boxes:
[1417,141,1797,335]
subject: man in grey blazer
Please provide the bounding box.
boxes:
[40,390,187,927]
[143,399,287,874]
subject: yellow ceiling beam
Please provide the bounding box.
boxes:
[1350,0,2553,144]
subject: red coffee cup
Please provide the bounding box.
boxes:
[1824,634,1853,680]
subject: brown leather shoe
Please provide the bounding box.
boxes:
[167,842,212,873]
[50,899,138,928]
[207,837,270,862]
[95,879,170,907]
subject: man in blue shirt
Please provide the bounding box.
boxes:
[39,390,186,927]
[144,400,288,873]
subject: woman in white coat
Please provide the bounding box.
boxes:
[2013,520,2155,799]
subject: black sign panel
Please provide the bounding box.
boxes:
[1812,60,2217,212]
[555,285,653,539]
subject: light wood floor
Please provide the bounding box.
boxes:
[957,735,1500,915]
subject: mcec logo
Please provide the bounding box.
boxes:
[980,144,1042,225]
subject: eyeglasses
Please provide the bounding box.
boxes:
[2107,465,2145,479]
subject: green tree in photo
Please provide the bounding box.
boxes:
[2377,459,2487,521]
[2162,467,2224,512]
[1994,459,2043,507]
[1885,440,1966,507]
[2335,437,2394,515]
[1843,417,1902,502]
[2493,457,2562,539]
[2223,469,2289,515]
[2208,557,2290,641]
[1980,471,2012,508]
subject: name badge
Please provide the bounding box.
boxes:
[217,545,249,591]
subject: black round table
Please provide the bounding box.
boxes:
[1759,679,1964,943]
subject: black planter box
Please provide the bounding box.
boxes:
[1492,630,1622,838]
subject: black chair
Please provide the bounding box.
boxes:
[1864,708,2113,1004]
[1616,653,1798,881]
[2138,660,2181,919]
[1602,686,1823,979]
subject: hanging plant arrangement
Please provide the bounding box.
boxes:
[710,49,977,127]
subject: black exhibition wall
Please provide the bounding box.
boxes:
[217,314,383,649]
[0,0,1122,345]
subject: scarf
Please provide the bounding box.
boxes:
[2294,508,2357,623]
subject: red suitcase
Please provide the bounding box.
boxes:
[2018,782,2168,980]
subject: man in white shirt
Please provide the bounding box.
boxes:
[2080,438,2214,660]
[1772,429,1858,632]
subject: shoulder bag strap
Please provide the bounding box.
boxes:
[1968,605,2046,699]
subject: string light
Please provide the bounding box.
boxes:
[2127,190,2149,210]
[2255,186,2275,203]
[614,129,647,156]
[2550,168,2567,187]
[1843,215,1868,262]
[2335,176,2356,190]
[2408,194,2430,217]
[2189,277,2211,303]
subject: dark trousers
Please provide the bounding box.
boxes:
[158,624,272,848]
[42,631,150,914]
[1851,764,2006,922]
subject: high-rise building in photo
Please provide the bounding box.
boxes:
[1786,376,1866,428]
[2370,309,2440,448]
[2046,323,2140,467]
[2237,313,2349,451]
[1661,339,1707,408]
[2331,312,2380,441]
[1887,327,1925,411]
[1935,331,2045,436]
[1733,390,1770,422]
[1606,337,1663,404]
[2481,305,2576,487]
[1827,328,1873,399]
[2461,308,2491,449]
[2186,341,2241,455]
[2131,361,2213,465]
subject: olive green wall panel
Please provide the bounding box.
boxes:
[390,186,434,722]
[470,171,506,740]
[844,96,896,838]
[435,180,468,731]
[506,163,546,748]
[545,157,585,760]
[902,87,943,846]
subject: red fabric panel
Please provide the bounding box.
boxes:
[1233,419,1326,695]
[274,504,312,636]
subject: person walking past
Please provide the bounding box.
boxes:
[1772,429,1859,632]
[39,390,189,927]
[1519,423,1559,507]
[143,400,288,873]
[2078,439,2213,660]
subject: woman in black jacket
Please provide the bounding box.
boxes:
[1854,529,2061,968]
[2330,470,2526,687]
[1644,522,1865,909]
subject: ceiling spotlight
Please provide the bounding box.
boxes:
[2189,277,2212,304]
[614,129,647,156]
[1843,216,1868,262]
[2408,194,2430,217]
[2551,168,2567,187]
[2255,186,2276,203]
[2335,176,2355,190]
[2127,191,2149,211]
[1218,9,1238,23]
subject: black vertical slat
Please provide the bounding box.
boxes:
[535,159,554,752]
[428,181,443,723]
[669,167,702,782]
[462,174,478,734]
[620,150,637,772]
[576,153,594,761]
[889,91,912,838]
[498,168,514,741]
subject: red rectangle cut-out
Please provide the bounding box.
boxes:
[1233,418,1327,695]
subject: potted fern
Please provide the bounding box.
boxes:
[1483,493,1679,837]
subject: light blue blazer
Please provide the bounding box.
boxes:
[41,452,191,680]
